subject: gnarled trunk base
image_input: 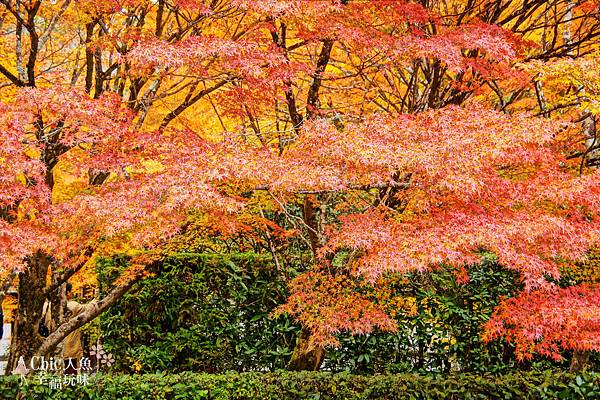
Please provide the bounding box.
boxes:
[287,329,325,371]
[570,350,590,372]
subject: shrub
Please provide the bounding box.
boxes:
[98,253,299,373]
[1,370,598,400]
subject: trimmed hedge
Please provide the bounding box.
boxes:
[97,252,299,373]
[0,371,598,399]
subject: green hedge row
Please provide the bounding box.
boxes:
[0,371,598,400]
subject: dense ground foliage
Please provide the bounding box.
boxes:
[2,371,599,400]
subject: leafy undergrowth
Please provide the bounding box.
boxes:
[0,370,598,400]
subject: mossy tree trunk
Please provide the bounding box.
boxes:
[569,350,590,372]
[287,329,326,371]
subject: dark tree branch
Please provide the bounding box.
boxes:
[25,0,42,86]
[43,247,94,297]
[254,181,411,194]
[306,39,334,120]
[84,21,96,94]
[0,64,25,86]
[159,79,229,130]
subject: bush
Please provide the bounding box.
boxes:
[98,253,300,373]
[1,371,598,400]
[325,257,525,373]
[99,253,592,374]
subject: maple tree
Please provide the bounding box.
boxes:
[0,0,598,374]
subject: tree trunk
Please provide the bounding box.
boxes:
[287,329,325,371]
[286,195,329,371]
[285,32,335,371]
[570,350,590,372]
[6,251,51,373]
